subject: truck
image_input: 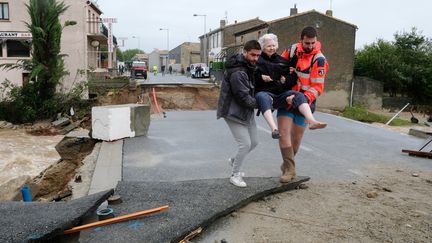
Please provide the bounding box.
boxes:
[130,61,148,79]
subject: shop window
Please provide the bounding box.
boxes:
[0,3,9,20]
[7,40,30,57]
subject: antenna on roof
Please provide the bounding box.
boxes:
[225,11,228,24]
[326,0,333,16]
[330,0,332,10]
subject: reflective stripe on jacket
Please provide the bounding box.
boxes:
[281,42,329,104]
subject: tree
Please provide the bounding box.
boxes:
[0,0,76,123]
[116,48,124,62]
[354,39,401,96]
[122,49,144,61]
[354,28,432,104]
[393,28,432,103]
[26,0,75,101]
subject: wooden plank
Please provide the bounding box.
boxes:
[402,149,432,159]
[63,205,169,234]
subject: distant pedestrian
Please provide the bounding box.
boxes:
[153,65,158,76]
[119,65,124,75]
[196,65,202,78]
[169,65,173,75]
[186,66,191,77]
[161,65,166,76]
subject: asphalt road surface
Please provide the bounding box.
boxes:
[123,110,430,183]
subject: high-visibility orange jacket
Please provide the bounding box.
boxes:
[281,41,329,104]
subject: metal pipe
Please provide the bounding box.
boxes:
[385,103,410,125]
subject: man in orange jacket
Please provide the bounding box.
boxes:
[277,26,329,183]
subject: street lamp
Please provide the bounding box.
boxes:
[132,36,141,51]
[193,14,207,65]
[159,28,169,69]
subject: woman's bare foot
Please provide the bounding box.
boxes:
[309,121,327,130]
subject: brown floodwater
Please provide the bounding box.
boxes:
[0,129,63,186]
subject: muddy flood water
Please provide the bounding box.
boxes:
[0,129,63,186]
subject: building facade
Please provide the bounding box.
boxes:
[268,9,357,110]
[169,42,200,70]
[0,0,117,96]
[230,9,357,110]
[199,18,266,63]
[148,49,168,73]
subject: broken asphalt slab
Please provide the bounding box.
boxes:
[79,176,309,243]
[0,189,113,242]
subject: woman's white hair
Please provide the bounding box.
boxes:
[258,33,279,50]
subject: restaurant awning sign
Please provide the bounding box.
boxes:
[0,32,32,38]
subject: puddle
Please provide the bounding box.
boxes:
[0,129,64,186]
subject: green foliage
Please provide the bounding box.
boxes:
[116,48,124,62]
[354,28,432,104]
[0,78,92,123]
[122,49,144,61]
[342,106,412,126]
[0,0,88,124]
[211,61,225,70]
[25,0,70,101]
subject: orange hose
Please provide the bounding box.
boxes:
[152,87,161,114]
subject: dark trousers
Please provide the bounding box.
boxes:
[255,90,310,113]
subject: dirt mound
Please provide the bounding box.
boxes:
[200,165,432,242]
[95,84,220,111]
[153,86,219,110]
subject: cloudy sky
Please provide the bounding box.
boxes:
[97,0,431,53]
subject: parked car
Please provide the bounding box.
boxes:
[190,63,209,78]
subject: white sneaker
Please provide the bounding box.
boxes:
[230,172,247,187]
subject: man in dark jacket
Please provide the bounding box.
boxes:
[216,40,261,187]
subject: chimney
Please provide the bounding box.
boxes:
[326,10,333,16]
[234,20,237,24]
[220,20,226,28]
[290,4,298,16]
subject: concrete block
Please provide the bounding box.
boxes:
[92,104,150,141]
[51,117,70,128]
[409,128,432,139]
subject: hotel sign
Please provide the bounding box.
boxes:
[102,18,117,53]
[0,32,32,38]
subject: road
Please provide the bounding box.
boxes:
[134,72,212,86]
[123,110,430,183]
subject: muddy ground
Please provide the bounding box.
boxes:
[194,165,432,242]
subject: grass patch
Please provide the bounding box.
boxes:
[342,106,412,126]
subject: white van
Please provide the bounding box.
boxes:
[190,63,209,78]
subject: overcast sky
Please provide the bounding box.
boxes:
[97,0,431,53]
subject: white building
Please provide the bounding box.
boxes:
[0,0,117,96]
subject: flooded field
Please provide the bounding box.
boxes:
[0,129,63,186]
